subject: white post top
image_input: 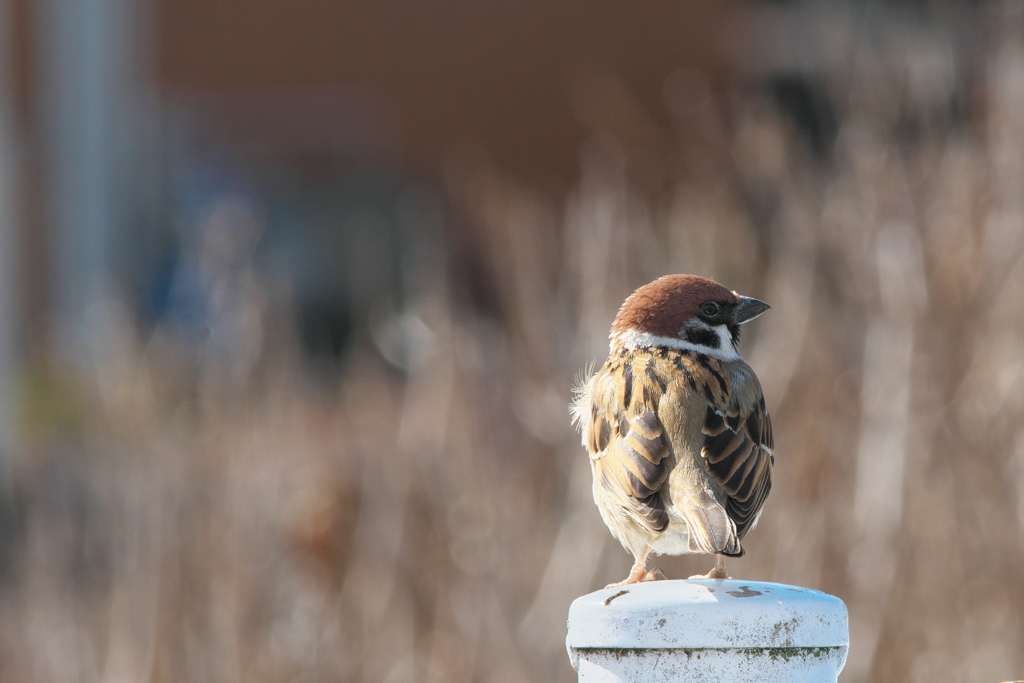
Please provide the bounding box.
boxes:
[567,580,849,682]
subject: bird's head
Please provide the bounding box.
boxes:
[609,274,770,360]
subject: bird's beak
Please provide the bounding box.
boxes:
[733,296,771,324]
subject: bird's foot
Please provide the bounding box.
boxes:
[689,556,730,579]
[640,567,667,582]
[688,567,730,579]
[604,566,667,588]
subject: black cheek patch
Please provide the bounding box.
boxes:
[685,327,720,348]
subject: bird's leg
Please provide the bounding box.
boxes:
[689,554,730,580]
[605,547,667,588]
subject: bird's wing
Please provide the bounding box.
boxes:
[578,354,671,532]
[699,358,774,541]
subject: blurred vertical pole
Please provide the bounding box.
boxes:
[0,0,19,454]
[35,0,156,359]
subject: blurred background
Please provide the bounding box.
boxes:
[0,0,1021,681]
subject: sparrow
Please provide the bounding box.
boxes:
[572,274,773,585]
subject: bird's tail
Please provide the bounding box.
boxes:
[681,490,743,557]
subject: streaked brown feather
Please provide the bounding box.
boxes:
[586,353,671,532]
[699,357,773,540]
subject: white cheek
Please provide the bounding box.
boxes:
[715,325,735,354]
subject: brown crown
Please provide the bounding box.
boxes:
[610,274,739,339]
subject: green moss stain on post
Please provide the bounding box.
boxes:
[743,646,840,662]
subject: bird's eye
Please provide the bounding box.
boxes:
[700,302,721,318]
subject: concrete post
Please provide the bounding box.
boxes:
[567,580,848,682]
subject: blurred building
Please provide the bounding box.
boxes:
[2,0,737,378]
